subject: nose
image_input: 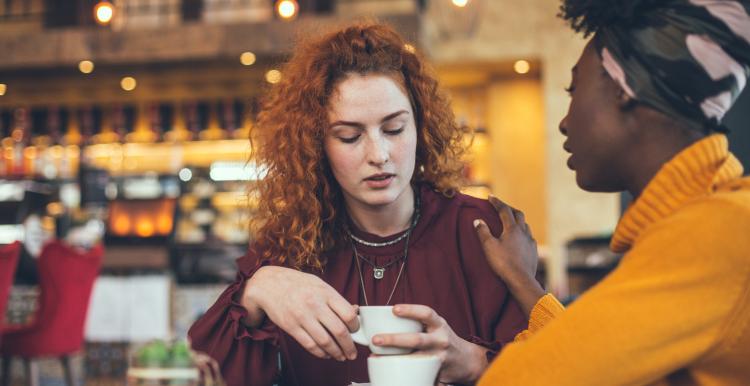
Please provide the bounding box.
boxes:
[559,115,569,136]
[366,134,389,166]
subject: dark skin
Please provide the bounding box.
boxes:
[475,38,706,317]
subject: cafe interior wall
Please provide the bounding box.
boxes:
[423,0,620,296]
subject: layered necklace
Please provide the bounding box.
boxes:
[345,190,420,306]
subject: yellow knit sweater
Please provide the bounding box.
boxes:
[479,135,750,386]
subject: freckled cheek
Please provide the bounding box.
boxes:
[326,144,365,182]
[392,135,418,172]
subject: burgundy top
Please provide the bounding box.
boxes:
[188,185,526,386]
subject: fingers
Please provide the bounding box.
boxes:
[192,351,221,386]
[372,332,447,351]
[288,326,331,360]
[490,195,534,237]
[473,219,496,246]
[393,304,442,327]
[198,364,216,386]
[206,355,222,384]
[319,305,358,360]
[328,296,360,333]
[488,195,516,228]
[302,318,349,361]
[373,305,448,351]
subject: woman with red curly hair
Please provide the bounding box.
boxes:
[188,22,525,386]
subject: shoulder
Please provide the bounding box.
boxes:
[453,191,501,230]
[669,190,750,226]
[637,192,750,263]
[422,186,496,217]
[422,187,502,238]
[454,191,497,215]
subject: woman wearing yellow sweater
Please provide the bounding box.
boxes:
[469,0,750,385]
[372,1,750,383]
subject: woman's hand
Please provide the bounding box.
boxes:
[241,266,360,361]
[474,196,545,317]
[371,305,488,384]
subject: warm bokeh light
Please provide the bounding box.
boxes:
[265,69,282,84]
[452,0,469,7]
[50,145,64,158]
[240,52,256,66]
[113,216,131,235]
[404,44,416,53]
[276,0,298,20]
[23,146,37,159]
[46,202,65,216]
[79,60,95,74]
[11,129,23,142]
[121,76,137,91]
[156,216,173,235]
[135,219,155,238]
[94,1,115,25]
[109,199,176,237]
[0,83,6,96]
[514,60,531,74]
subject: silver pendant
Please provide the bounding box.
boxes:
[373,268,385,279]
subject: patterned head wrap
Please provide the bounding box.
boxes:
[595,0,750,132]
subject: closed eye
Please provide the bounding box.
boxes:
[384,127,404,135]
[338,135,361,144]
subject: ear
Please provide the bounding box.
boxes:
[616,86,637,111]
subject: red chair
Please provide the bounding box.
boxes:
[0,242,21,343]
[1,240,103,386]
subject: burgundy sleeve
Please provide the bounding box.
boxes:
[187,250,281,386]
[456,202,528,363]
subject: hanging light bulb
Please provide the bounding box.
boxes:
[275,0,299,20]
[514,60,531,75]
[94,1,115,26]
[121,76,137,91]
[240,52,257,66]
[265,70,282,84]
[79,60,95,74]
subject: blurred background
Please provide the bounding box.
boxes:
[0,0,748,385]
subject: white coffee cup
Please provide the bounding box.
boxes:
[350,306,422,355]
[368,354,440,386]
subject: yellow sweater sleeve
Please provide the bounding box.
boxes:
[478,198,750,386]
[514,294,565,342]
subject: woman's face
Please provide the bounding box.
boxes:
[324,73,418,210]
[559,40,638,192]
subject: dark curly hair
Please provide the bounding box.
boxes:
[250,22,468,271]
[558,0,672,37]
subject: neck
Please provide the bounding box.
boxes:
[624,126,705,198]
[345,186,415,237]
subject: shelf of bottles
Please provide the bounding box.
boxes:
[0,98,258,180]
[0,98,261,279]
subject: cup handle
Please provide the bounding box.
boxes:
[350,315,368,346]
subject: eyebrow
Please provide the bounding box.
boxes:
[329,110,410,130]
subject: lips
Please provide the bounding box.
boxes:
[566,154,575,170]
[365,173,395,181]
[562,142,575,169]
[364,173,395,189]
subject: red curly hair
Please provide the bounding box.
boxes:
[251,22,468,270]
